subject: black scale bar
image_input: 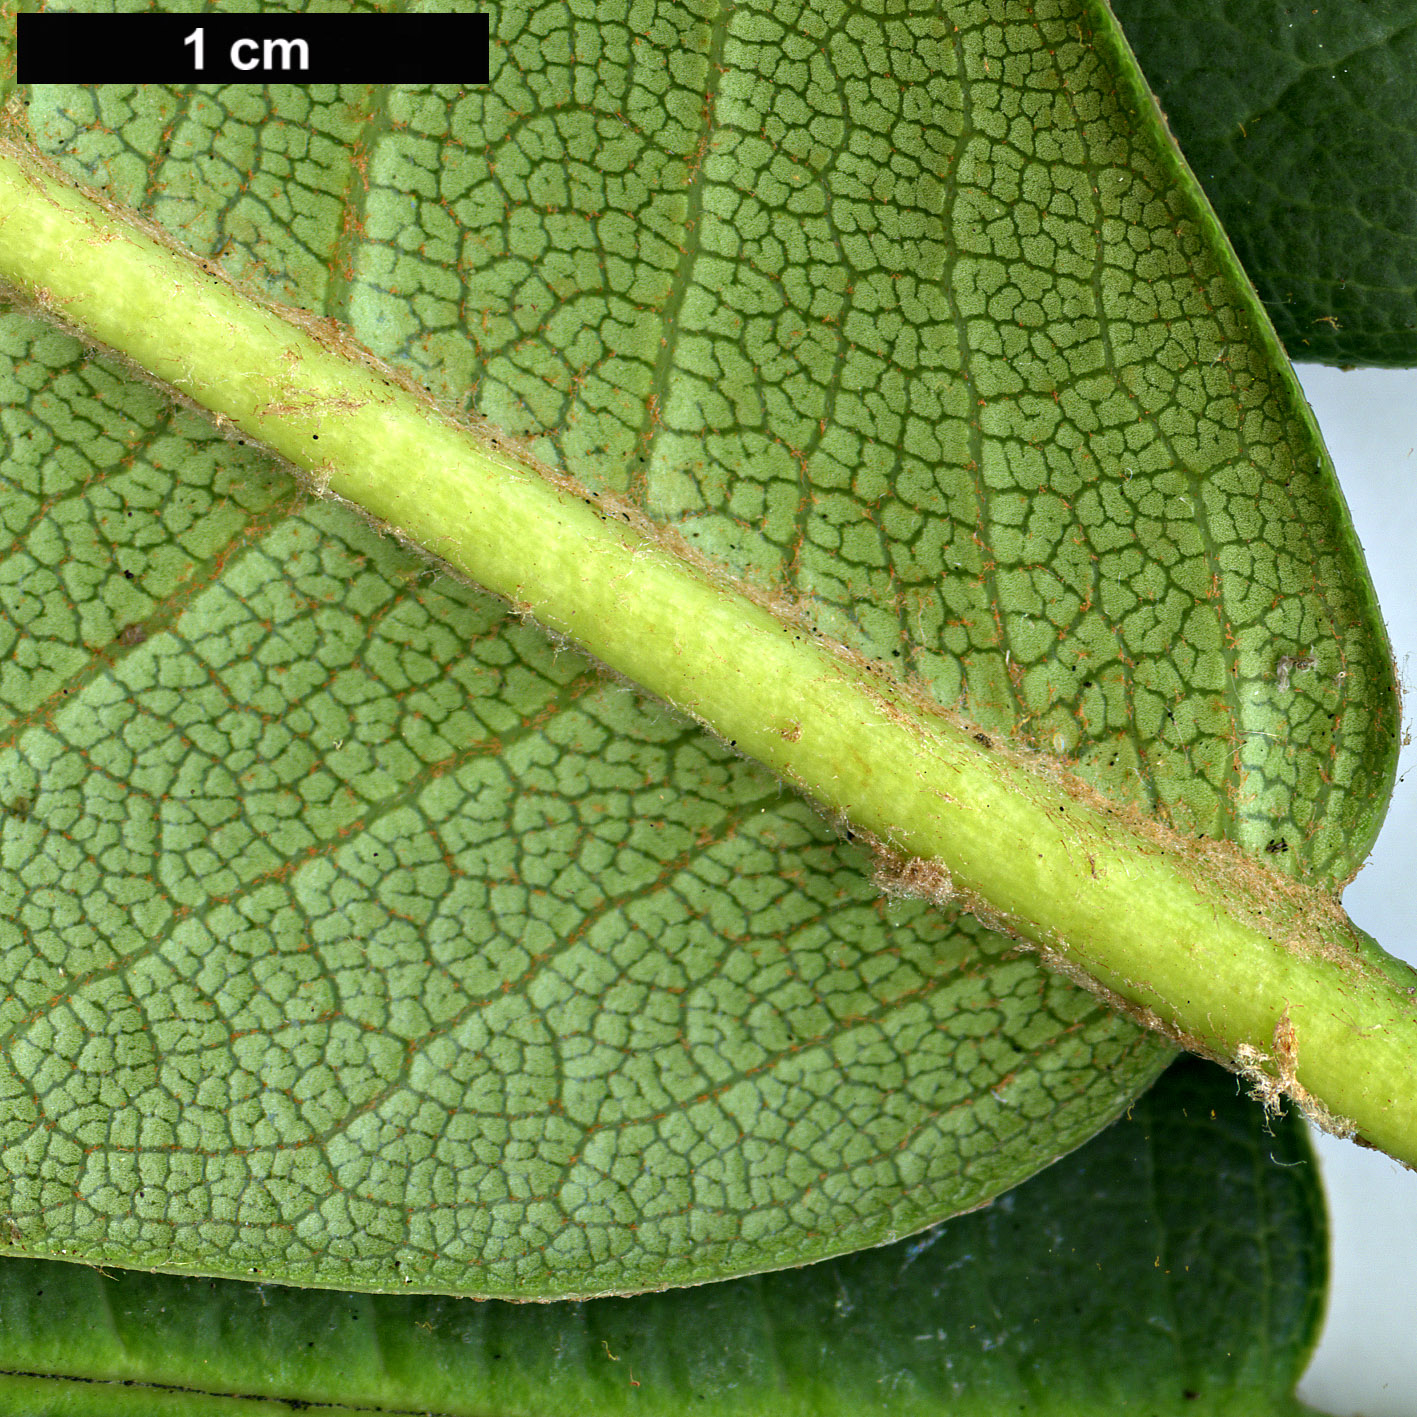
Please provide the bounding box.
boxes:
[17,13,490,85]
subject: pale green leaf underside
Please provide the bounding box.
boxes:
[0,1061,1325,1416]
[0,0,1395,1297]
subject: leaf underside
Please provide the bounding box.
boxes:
[0,1060,1326,1416]
[1113,0,1417,368]
[0,0,1397,1297]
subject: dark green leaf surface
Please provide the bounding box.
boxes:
[0,1060,1325,1416]
[0,0,1396,1296]
[1112,0,1417,366]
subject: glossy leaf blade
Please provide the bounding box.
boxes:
[0,0,1396,1297]
[0,1060,1326,1416]
[1112,0,1417,367]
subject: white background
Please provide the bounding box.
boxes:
[1287,365,1417,1416]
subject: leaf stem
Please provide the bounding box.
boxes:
[2,127,1415,1164]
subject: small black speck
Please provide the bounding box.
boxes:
[1265,838,1289,854]
[974,732,992,748]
